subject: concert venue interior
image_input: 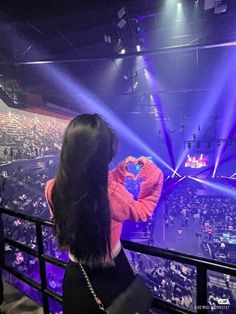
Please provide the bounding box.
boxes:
[0,0,236,313]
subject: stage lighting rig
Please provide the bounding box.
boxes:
[184,137,236,149]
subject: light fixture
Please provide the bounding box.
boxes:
[104,34,111,44]
[216,139,221,146]
[117,18,127,29]
[136,45,141,52]
[215,0,227,14]
[118,7,126,19]
[120,48,126,54]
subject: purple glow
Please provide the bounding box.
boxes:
[42,65,175,171]
[174,52,236,175]
[144,67,177,172]
[162,176,186,196]
[212,90,236,177]
[189,176,236,199]
[0,25,176,174]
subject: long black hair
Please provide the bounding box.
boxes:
[52,114,118,264]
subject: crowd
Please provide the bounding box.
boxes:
[163,179,236,311]
[1,160,158,314]
[0,108,235,312]
[0,111,68,162]
[164,178,236,263]
[128,242,236,312]
[128,252,196,311]
[3,169,53,219]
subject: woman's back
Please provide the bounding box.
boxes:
[45,114,163,313]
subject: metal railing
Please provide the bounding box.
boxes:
[1,206,236,314]
[1,207,66,313]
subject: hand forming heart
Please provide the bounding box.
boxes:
[121,156,151,180]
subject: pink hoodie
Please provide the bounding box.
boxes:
[45,161,163,253]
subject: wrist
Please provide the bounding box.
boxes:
[137,162,158,180]
[111,165,126,184]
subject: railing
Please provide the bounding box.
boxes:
[1,207,66,313]
[1,206,236,314]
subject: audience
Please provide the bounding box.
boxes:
[165,180,236,263]
[0,111,67,162]
[0,109,236,313]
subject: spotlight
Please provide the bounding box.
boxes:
[136,45,141,52]
[120,48,126,55]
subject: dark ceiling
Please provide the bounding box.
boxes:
[0,0,236,117]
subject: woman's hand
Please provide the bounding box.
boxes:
[137,156,153,167]
[119,156,137,179]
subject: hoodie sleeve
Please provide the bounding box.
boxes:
[108,162,163,222]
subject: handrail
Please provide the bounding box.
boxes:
[1,207,54,228]
[121,240,236,276]
[2,207,235,273]
[1,206,236,314]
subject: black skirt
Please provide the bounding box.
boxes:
[63,248,135,314]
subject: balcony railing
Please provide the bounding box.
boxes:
[1,206,236,314]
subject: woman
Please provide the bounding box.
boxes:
[45,113,163,314]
